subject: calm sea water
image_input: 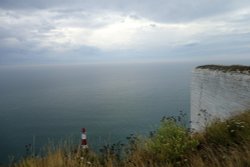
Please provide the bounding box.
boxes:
[0,62,195,163]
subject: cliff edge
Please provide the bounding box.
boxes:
[191,65,250,130]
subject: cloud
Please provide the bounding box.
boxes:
[0,1,250,64]
[1,0,250,22]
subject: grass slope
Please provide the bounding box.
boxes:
[14,111,250,167]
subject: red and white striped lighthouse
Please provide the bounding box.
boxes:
[81,128,88,149]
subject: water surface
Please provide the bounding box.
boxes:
[0,62,194,163]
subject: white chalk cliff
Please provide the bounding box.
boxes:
[190,65,250,130]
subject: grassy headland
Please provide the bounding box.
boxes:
[196,65,250,73]
[13,111,250,167]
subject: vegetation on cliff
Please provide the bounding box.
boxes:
[13,111,250,167]
[196,65,250,73]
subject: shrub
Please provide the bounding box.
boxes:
[203,111,250,147]
[146,120,198,163]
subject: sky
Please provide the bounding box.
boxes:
[0,0,250,65]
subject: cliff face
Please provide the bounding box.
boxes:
[191,67,250,130]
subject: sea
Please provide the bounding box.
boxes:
[0,62,196,164]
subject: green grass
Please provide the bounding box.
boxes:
[145,120,198,163]
[196,65,250,73]
[14,110,250,167]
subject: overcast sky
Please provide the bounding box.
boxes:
[0,0,250,65]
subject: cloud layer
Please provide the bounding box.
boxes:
[1,0,250,64]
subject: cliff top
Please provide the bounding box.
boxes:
[196,65,250,73]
